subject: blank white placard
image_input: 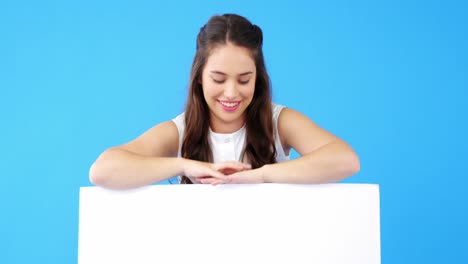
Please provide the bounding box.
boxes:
[78,184,380,264]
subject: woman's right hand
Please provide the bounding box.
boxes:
[183,160,251,184]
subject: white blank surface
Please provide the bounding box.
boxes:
[78,184,380,264]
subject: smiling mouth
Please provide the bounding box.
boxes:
[218,101,240,108]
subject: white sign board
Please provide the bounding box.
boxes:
[79,184,380,264]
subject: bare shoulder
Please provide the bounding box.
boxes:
[277,107,339,155]
[116,120,179,157]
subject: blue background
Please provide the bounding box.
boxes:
[1,0,467,263]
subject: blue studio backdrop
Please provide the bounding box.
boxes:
[1,0,467,263]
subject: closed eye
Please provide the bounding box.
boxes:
[213,79,225,84]
[211,78,250,84]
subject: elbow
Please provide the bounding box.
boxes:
[347,152,361,176]
[89,156,113,187]
[89,147,122,187]
[89,161,105,186]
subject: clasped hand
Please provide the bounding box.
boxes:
[184,160,264,185]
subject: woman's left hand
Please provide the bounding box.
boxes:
[200,167,266,185]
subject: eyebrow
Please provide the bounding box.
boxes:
[210,71,253,76]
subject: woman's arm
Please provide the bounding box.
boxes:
[226,108,360,184]
[90,121,249,189]
[89,121,184,189]
[261,107,360,183]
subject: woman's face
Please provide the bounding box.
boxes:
[201,42,256,133]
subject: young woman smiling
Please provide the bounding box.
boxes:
[89,14,360,189]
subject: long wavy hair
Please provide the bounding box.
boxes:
[180,14,276,184]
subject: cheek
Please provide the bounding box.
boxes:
[202,82,222,99]
[242,84,256,99]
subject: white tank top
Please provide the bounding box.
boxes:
[172,103,290,163]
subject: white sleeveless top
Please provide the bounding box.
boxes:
[171,103,290,163]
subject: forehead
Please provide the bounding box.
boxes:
[204,43,256,74]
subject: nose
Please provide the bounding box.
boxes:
[223,80,239,99]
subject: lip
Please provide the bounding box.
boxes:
[218,100,241,112]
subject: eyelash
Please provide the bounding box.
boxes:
[213,79,250,85]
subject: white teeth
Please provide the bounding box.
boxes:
[220,101,239,107]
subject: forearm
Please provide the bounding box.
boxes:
[262,141,360,184]
[89,148,185,189]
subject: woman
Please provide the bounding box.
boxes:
[89,14,360,189]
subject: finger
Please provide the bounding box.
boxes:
[194,175,216,182]
[200,176,231,185]
[210,179,225,186]
[215,161,251,172]
[194,166,228,180]
[200,177,223,185]
[208,170,229,180]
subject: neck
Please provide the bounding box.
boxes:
[210,115,245,134]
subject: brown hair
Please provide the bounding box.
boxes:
[180,14,276,183]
